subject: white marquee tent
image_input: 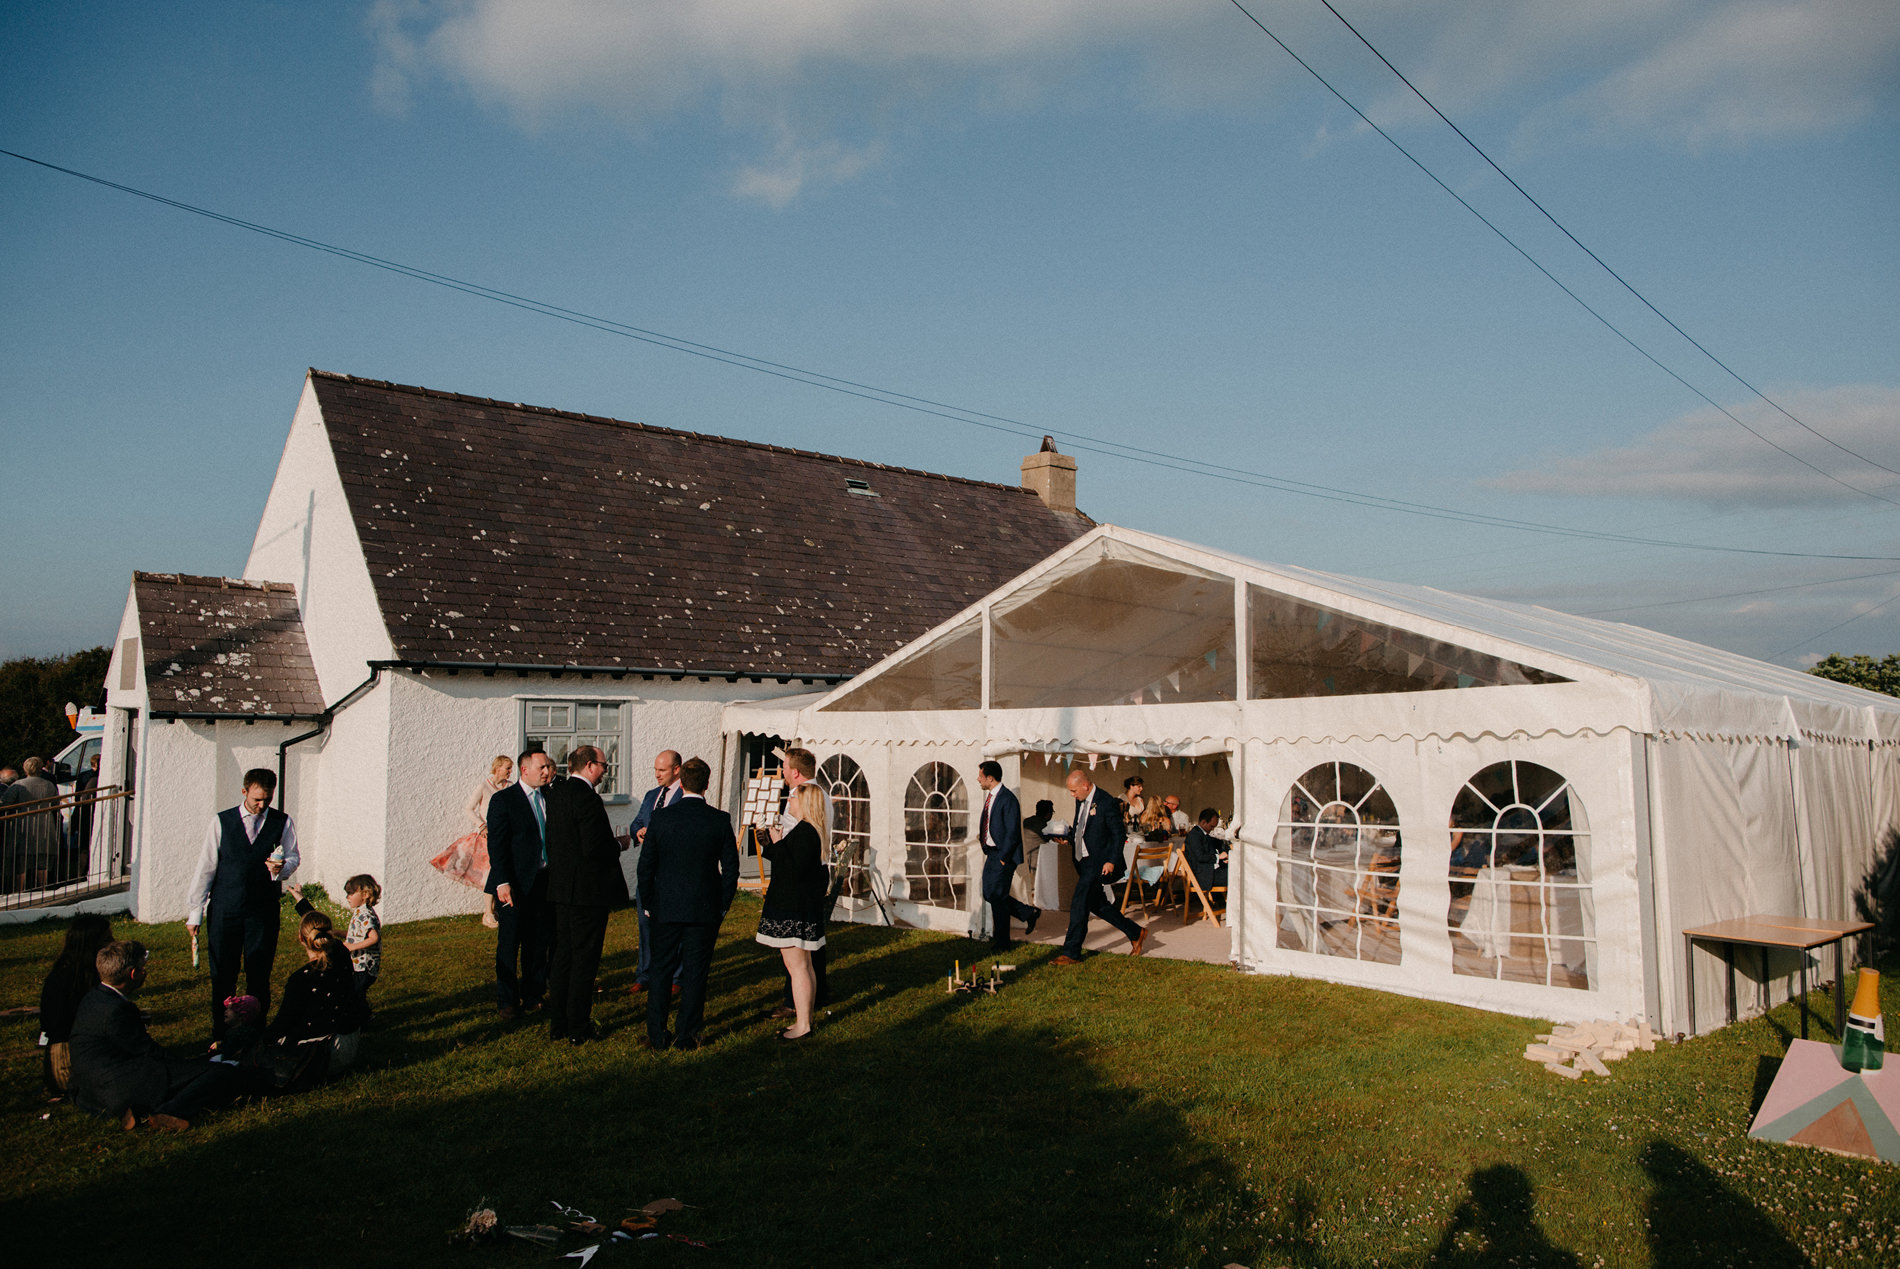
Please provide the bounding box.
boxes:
[722,525,1900,1034]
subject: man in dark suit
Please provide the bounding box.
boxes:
[1053,768,1145,963]
[68,941,239,1131]
[486,748,556,1020]
[544,745,623,1044]
[635,756,738,1050]
[976,760,1040,950]
[628,749,684,994]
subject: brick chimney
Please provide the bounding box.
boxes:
[1020,435,1076,514]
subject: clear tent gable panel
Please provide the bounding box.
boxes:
[822,616,982,712]
[1249,585,1568,700]
[991,554,1237,710]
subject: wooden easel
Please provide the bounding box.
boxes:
[735,767,783,894]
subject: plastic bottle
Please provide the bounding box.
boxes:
[1840,968,1885,1073]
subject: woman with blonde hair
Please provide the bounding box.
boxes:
[431,755,512,928]
[756,783,829,1040]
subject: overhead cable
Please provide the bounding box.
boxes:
[4,145,1897,564]
[1221,1,1900,509]
[1311,0,1900,481]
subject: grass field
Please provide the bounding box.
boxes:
[4,899,1896,1267]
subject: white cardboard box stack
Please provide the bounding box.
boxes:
[1524,1019,1658,1079]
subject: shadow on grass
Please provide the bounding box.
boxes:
[1642,1139,1811,1268]
[1423,1166,1581,1268]
[1750,1054,1784,1117]
[9,934,1253,1268]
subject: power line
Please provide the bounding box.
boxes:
[1311,0,1900,482]
[1582,567,1900,616]
[1221,1,1900,509]
[6,145,1898,564]
[1771,588,1900,659]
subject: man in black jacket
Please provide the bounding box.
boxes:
[635,757,738,1050]
[1053,768,1145,963]
[68,941,238,1131]
[544,745,624,1044]
[486,749,556,1020]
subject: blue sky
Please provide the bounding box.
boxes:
[3,1,1897,668]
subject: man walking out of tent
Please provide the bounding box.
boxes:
[976,761,1039,951]
[1054,768,1144,964]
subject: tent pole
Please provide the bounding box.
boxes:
[1631,732,1665,1033]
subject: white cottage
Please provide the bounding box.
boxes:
[98,371,1093,923]
[721,525,1900,1035]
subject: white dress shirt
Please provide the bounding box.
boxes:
[185,804,299,925]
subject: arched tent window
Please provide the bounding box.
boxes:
[904,762,969,909]
[1274,762,1402,965]
[1447,761,1595,990]
[819,754,872,902]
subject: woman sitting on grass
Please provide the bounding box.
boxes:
[37,913,115,1096]
[757,784,829,1041]
[264,911,367,1085]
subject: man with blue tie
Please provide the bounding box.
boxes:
[628,750,684,994]
[1053,767,1145,964]
[486,748,556,1020]
[976,760,1040,951]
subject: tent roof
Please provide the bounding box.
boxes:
[777,525,1900,744]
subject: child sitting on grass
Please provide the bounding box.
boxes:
[342,874,382,1003]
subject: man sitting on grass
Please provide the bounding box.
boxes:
[69,940,240,1132]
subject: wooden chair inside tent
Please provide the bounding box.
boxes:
[735,765,784,895]
[1350,837,1401,925]
[1120,838,1175,916]
[1180,864,1226,925]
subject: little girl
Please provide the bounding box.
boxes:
[343,874,382,1001]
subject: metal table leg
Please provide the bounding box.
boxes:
[1834,937,1848,1038]
[1799,950,1809,1040]
[1685,933,1697,1038]
[1724,942,1737,1025]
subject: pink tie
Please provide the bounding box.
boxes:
[982,791,993,845]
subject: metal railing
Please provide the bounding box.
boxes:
[0,784,133,911]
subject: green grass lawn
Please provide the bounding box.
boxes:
[4,900,1897,1267]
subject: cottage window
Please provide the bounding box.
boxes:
[819,754,873,902]
[903,761,969,909]
[521,699,629,800]
[1447,761,1595,990]
[1274,762,1403,965]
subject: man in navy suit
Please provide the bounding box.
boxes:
[69,941,239,1131]
[1053,767,1145,963]
[628,749,684,993]
[544,745,623,1044]
[486,748,556,1019]
[636,757,738,1050]
[976,760,1040,950]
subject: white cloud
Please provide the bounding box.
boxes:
[1493,384,1900,506]
[367,1,1900,200]
[731,133,883,208]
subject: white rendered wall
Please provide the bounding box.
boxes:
[380,672,816,923]
[243,376,394,701]
[306,675,393,910]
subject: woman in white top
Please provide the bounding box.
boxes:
[430,755,512,928]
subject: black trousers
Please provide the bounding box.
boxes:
[547,903,610,1036]
[982,855,1037,948]
[206,902,280,1040]
[1061,870,1140,957]
[493,875,553,1010]
[149,1057,241,1121]
[646,920,717,1047]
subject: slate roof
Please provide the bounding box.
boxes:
[309,371,1094,677]
[134,573,326,717]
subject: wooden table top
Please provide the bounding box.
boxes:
[1682,915,1874,950]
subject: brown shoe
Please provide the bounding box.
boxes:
[627,982,648,994]
[120,1108,138,1132]
[769,1005,796,1020]
[1129,930,1148,957]
[149,1113,191,1133]
[1052,954,1082,966]
[497,1004,521,1021]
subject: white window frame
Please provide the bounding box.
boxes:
[520,698,634,802]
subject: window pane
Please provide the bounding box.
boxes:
[902,762,969,909]
[824,618,982,712]
[575,703,599,731]
[820,755,874,901]
[1274,763,1402,965]
[1249,586,1567,700]
[992,556,1236,709]
[1448,761,1595,990]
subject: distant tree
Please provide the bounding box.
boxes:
[1807,652,1900,699]
[0,647,110,770]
